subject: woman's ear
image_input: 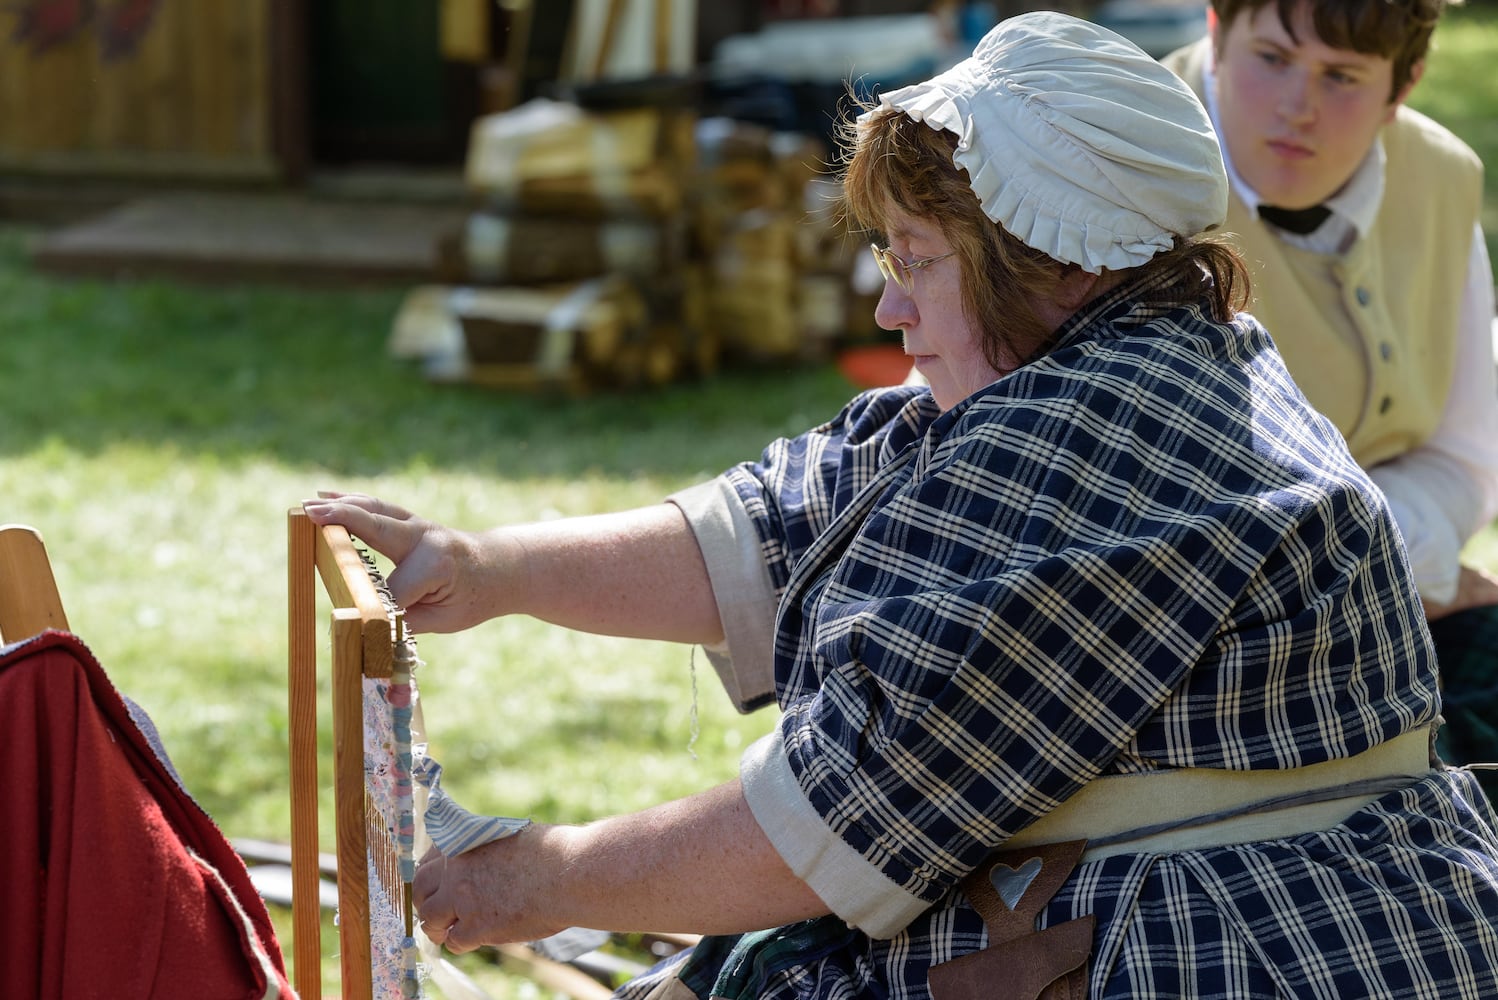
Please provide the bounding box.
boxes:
[1032,264,1105,332]
[1055,265,1102,312]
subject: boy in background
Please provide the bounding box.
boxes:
[1162,0,1498,791]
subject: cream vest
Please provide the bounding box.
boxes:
[1164,40,1484,467]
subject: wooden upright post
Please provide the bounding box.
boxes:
[287,509,323,999]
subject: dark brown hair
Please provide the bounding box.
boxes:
[839,105,1250,372]
[1210,0,1453,99]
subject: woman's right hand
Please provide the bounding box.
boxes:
[301,491,516,634]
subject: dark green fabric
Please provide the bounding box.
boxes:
[671,918,862,1000]
[1430,603,1498,802]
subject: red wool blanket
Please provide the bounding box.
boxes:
[0,630,293,999]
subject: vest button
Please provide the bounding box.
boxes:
[1380,341,1394,361]
[1356,287,1372,306]
[1379,395,1393,414]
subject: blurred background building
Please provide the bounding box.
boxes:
[0,0,1206,391]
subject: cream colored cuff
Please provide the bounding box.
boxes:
[667,479,778,712]
[740,731,932,940]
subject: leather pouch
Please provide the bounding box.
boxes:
[928,839,1094,1000]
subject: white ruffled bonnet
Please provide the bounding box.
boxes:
[869,11,1227,273]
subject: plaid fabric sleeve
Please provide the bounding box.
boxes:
[721,386,934,597]
[742,301,1438,913]
[666,387,932,711]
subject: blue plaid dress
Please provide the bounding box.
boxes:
[627,275,1498,999]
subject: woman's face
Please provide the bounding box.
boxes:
[873,210,1007,411]
[1210,3,1411,209]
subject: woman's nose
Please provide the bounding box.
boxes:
[873,280,917,331]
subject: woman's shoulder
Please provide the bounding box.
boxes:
[1049,294,1269,389]
[946,306,1294,452]
[824,384,935,442]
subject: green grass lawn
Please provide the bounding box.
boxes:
[1,7,1494,995]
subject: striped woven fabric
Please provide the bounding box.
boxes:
[416,757,531,856]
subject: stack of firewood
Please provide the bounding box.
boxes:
[391,98,859,393]
[427,98,697,392]
[691,119,858,364]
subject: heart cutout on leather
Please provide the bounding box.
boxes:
[989,855,1044,911]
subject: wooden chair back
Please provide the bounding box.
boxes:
[0,524,70,644]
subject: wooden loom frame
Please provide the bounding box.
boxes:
[286,509,677,1000]
[288,507,413,1000]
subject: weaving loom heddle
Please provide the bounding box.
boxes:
[288,508,426,999]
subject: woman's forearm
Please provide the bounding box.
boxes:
[553,779,831,935]
[418,779,831,952]
[489,502,726,646]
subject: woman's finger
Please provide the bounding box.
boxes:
[414,855,460,945]
[413,848,446,907]
[314,491,417,521]
[420,914,460,947]
[302,493,426,565]
[442,919,478,954]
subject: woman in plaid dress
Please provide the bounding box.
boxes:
[304,12,1498,998]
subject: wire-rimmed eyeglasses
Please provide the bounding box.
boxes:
[870,243,956,293]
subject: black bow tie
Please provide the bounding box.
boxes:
[1258,203,1332,235]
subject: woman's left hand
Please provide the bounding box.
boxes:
[413,827,570,954]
